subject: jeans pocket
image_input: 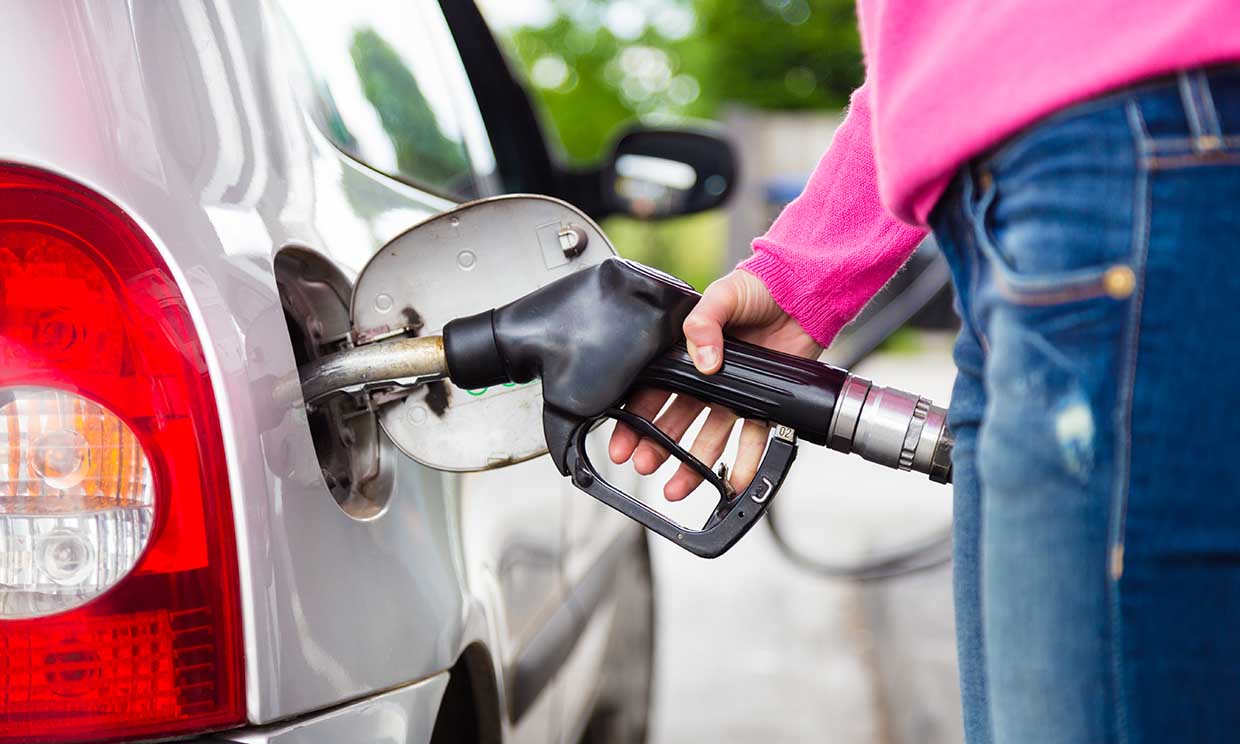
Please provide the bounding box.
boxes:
[967,164,1138,307]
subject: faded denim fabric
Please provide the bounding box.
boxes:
[932,66,1240,744]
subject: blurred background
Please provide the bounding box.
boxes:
[471,2,963,743]
[480,0,861,290]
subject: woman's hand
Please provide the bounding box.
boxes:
[607,269,822,501]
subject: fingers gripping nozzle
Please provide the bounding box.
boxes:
[303,256,952,558]
[440,258,800,557]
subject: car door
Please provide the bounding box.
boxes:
[275,2,569,739]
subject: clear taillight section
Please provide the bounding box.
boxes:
[0,164,244,742]
[0,388,154,618]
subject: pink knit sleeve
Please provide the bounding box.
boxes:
[738,82,928,347]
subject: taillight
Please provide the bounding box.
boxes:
[0,164,245,742]
[1,387,155,617]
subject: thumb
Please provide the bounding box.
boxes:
[682,274,741,374]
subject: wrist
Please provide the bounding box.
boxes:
[738,250,850,348]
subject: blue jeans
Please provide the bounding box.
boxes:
[932,66,1240,744]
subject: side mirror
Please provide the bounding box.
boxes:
[602,126,737,220]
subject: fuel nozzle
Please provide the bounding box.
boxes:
[292,258,952,558]
[297,335,448,406]
[294,258,954,487]
[827,374,953,484]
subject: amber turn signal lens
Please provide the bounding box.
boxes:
[0,387,154,618]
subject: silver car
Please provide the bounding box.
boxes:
[0,1,735,742]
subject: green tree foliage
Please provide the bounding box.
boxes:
[508,17,705,165]
[349,28,470,189]
[498,0,861,163]
[489,0,862,289]
[689,0,862,111]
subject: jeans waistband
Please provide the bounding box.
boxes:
[976,64,1240,173]
[1134,65,1240,147]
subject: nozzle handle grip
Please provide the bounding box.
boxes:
[637,339,848,447]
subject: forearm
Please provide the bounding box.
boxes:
[739,83,927,347]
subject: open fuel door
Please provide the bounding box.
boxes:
[349,195,616,471]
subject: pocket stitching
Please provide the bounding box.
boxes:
[1144,152,1240,170]
[968,169,1134,306]
[1103,96,1152,740]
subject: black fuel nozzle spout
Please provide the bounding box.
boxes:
[442,257,951,558]
[443,258,701,474]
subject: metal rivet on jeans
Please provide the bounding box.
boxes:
[1103,265,1137,299]
[1196,134,1223,153]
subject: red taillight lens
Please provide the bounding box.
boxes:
[0,164,245,742]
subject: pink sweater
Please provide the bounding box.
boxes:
[740,1,1240,346]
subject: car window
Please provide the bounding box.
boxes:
[274,0,496,200]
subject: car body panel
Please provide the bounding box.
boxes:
[205,673,449,744]
[0,2,613,738]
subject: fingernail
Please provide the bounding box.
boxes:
[695,346,719,371]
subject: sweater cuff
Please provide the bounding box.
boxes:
[738,248,851,348]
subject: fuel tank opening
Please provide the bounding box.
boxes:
[275,249,395,519]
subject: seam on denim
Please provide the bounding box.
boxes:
[1130,99,1152,143]
[1108,99,1151,744]
[978,67,1240,173]
[1178,72,1206,141]
[1195,70,1224,139]
[969,253,988,356]
[1144,153,1240,170]
[968,165,1131,306]
[1179,71,1225,154]
[979,235,1128,302]
[967,241,989,356]
[959,169,991,355]
[993,281,1119,306]
[1145,135,1240,150]
[977,64,1240,173]
[1128,108,1240,166]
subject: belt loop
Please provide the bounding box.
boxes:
[1177,70,1223,153]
